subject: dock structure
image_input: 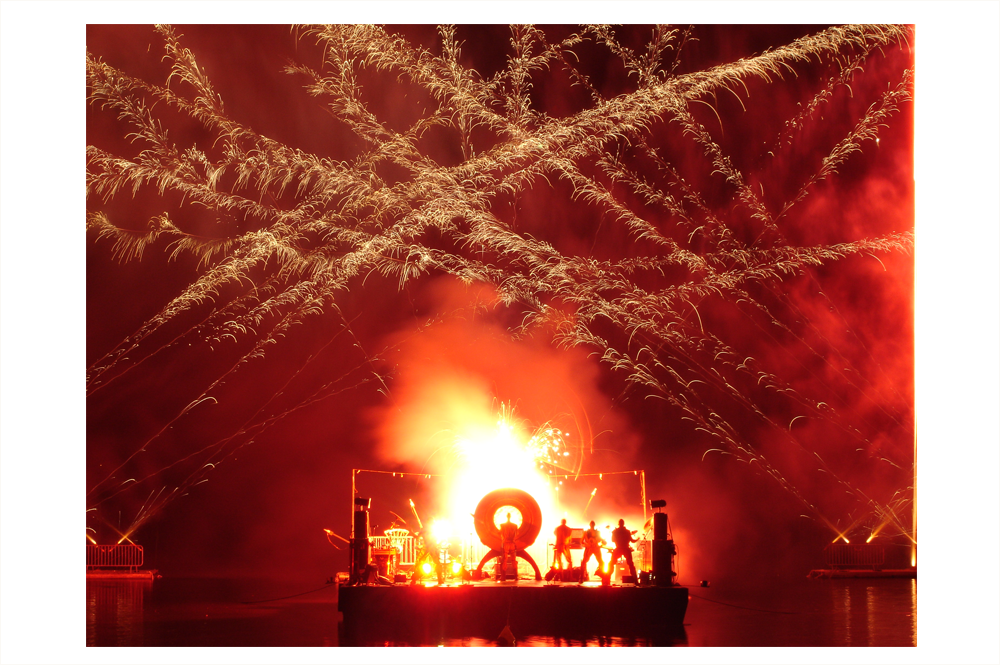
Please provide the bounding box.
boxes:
[86,543,158,580]
[807,543,916,579]
[338,579,689,642]
[86,570,158,580]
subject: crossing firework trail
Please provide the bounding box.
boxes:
[86,24,914,549]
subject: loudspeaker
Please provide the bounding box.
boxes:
[652,539,675,585]
[653,512,667,540]
[622,575,638,585]
[351,509,370,580]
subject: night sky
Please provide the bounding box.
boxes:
[1,4,999,663]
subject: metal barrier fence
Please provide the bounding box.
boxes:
[370,535,416,566]
[824,543,885,569]
[87,543,144,569]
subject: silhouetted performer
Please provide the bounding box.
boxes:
[498,513,518,581]
[580,520,605,582]
[610,518,638,583]
[553,518,573,570]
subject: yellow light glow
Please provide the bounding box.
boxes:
[865,518,893,544]
[439,411,562,559]
[493,507,523,529]
[452,560,463,574]
[421,562,433,575]
[430,518,452,543]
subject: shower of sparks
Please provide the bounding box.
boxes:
[440,407,562,544]
[527,426,577,473]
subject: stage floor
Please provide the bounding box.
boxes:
[338,578,689,642]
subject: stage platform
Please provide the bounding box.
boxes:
[86,570,159,581]
[338,579,689,643]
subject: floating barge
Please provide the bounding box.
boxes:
[338,487,688,642]
[339,579,689,642]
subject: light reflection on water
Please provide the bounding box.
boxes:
[86,579,148,646]
[86,576,916,647]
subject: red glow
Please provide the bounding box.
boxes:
[83,25,915,582]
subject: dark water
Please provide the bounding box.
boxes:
[86,577,340,647]
[86,575,915,647]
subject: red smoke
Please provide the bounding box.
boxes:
[83,25,915,583]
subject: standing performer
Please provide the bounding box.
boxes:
[610,518,638,583]
[579,520,605,583]
[498,513,518,582]
[553,518,574,570]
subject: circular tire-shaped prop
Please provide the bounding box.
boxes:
[473,488,542,551]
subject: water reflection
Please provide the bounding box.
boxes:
[86,580,150,646]
[85,576,915,647]
[86,577,341,647]
[339,624,688,647]
[683,577,916,647]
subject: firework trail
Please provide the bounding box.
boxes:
[87,24,914,545]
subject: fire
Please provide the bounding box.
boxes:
[441,411,561,560]
[376,380,646,571]
[429,519,452,543]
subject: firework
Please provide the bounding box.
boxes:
[87,24,914,550]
